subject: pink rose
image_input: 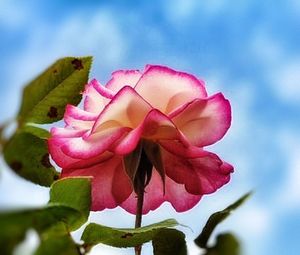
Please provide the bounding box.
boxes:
[48,65,233,214]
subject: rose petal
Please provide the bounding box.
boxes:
[159,140,210,159]
[134,65,207,114]
[106,70,142,92]
[92,86,152,133]
[60,126,130,159]
[121,170,202,214]
[90,79,114,99]
[83,80,106,113]
[171,93,231,147]
[48,127,88,168]
[51,86,171,161]
[64,104,97,130]
[61,155,132,211]
[48,136,82,168]
[50,127,87,138]
[162,149,233,195]
[48,127,114,168]
[113,109,179,155]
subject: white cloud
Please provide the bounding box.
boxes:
[234,205,271,237]
[205,73,258,187]
[204,200,272,255]
[268,59,300,103]
[163,0,228,25]
[276,130,300,209]
[250,31,300,104]
[12,7,127,81]
[0,160,49,208]
[164,0,198,21]
[1,6,128,120]
[288,0,300,14]
[52,9,127,66]
[0,0,30,29]
[250,30,284,66]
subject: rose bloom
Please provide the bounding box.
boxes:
[48,65,233,214]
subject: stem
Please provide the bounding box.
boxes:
[134,184,144,255]
[135,184,144,228]
[133,144,152,255]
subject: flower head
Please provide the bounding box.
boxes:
[48,65,233,214]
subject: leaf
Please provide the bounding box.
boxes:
[0,206,79,255]
[0,119,14,152]
[0,177,91,255]
[49,177,91,230]
[204,233,240,255]
[0,122,7,151]
[34,223,81,255]
[152,229,187,255]
[21,124,51,139]
[3,129,59,186]
[81,219,178,249]
[18,56,92,124]
[194,192,252,249]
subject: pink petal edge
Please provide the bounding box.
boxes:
[171,92,232,147]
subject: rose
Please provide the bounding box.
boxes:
[48,65,233,214]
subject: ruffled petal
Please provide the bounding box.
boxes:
[83,80,106,114]
[134,65,207,114]
[162,149,233,195]
[60,126,130,159]
[61,155,133,211]
[171,93,231,147]
[92,86,152,133]
[112,109,179,155]
[48,127,114,169]
[48,129,85,168]
[64,104,98,130]
[90,79,114,99]
[106,70,142,92]
[159,140,210,159]
[50,127,87,138]
[121,170,202,214]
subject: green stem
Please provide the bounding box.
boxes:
[133,144,152,255]
[134,183,144,255]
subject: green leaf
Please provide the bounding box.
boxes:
[152,229,187,255]
[0,122,7,151]
[3,129,59,186]
[0,206,79,255]
[81,219,178,249]
[34,223,81,255]
[0,177,91,255]
[18,56,92,124]
[194,192,252,249]
[0,119,15,152]
[49,177,91,230]
[204,233,240,255]
[20,124,51,139]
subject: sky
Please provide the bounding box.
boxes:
[0,0,300,254]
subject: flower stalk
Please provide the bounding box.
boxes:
[133,145,153,255]
[134,183,144,255]
[135,181,145,229]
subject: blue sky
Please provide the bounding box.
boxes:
[1,0,300,254]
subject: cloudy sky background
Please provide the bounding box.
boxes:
[1,0,300,254]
